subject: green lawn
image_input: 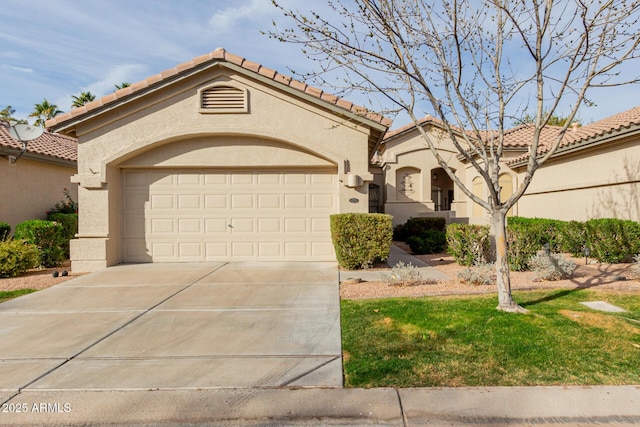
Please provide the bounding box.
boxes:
[341,289,640,388]
[0,289,36,303]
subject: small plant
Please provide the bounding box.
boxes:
[0,240,40,278]
[382,261,429,286]
[49,188,78,214]
[528,250,576,281]
[457,263,496,286]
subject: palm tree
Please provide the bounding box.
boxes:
[71,91,96,108]
[0,105,15,121]
[114,82,131,91]
[29,99,62,127]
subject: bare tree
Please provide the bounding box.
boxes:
[270,0,640,312]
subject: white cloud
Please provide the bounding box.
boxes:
[208,0,277,34]
[9,65,32,73]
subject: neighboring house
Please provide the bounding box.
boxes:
[47,48,390,273]
[379,106,640,226]
[0,121,77,230]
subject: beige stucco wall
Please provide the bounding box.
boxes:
[381,127,466,226]
[515,137,640,222]
[0,157,77,230]
[68,65,378,271]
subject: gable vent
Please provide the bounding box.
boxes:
[199,85,248,113]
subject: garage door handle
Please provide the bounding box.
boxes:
[228,224,234,228]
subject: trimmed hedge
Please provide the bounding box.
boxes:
[505,217,564,271]
[393,217,446,241]
[14,220,66,268]
[585,218,640,263]
[407,230,447,255]
[559,220,587,257]
[0,240,40,278]
[0,222,10,241]
[446,223,491,266]
[446,217,640,270]
[330,213,393,270]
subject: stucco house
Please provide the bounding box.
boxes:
[0,121,77,230]
[47,48,390,273]
[379,106,640,226]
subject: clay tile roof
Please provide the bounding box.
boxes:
[45,49,391,130]
[508,106,640,165]
[0,122,77,163]
[383,115,468,141]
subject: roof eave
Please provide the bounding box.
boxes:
[508,124,640,169]
[49,60,390,137]
[0,147,77,168]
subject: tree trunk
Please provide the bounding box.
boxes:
[491,211,528,313]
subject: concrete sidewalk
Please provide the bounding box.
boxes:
[339,244,449,283]
[2,386,639,426]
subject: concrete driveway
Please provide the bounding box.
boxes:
[0,262,341,398]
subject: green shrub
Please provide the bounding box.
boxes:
[46,212,78,258]
[330,213,393,270]
[506,222,543,271]
[393,217,446,241]
[0,222,10,241]
[446,223,491,266]
[0,240,40,278]
[506,217,566,271]
[559,220,587,257]
[14,220,66,267]
[585,218,640,263]
[507,217,565,251]
[407,230,447,254]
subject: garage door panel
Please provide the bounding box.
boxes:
[205,194,227,209]
[257,194,281,209]
[122,169,337,262]
[178,218,201,233]
[284,194,307,209]
[205,218,229,233]
[230,218,254,233]
[151,195,174,209]
[151,218,175,234]
[178,242,202,258]
[151,242,175,258]
[149,171,174,186]
[258,218,281,233]
[178,194,201,209]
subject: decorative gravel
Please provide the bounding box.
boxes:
[340,248,640,300]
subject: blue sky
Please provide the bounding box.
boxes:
[1,0,638,129]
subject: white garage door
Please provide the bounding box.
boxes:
[122,169,338,262]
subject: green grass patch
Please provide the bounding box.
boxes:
[341,290,640,388]
[0,289,37,303]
